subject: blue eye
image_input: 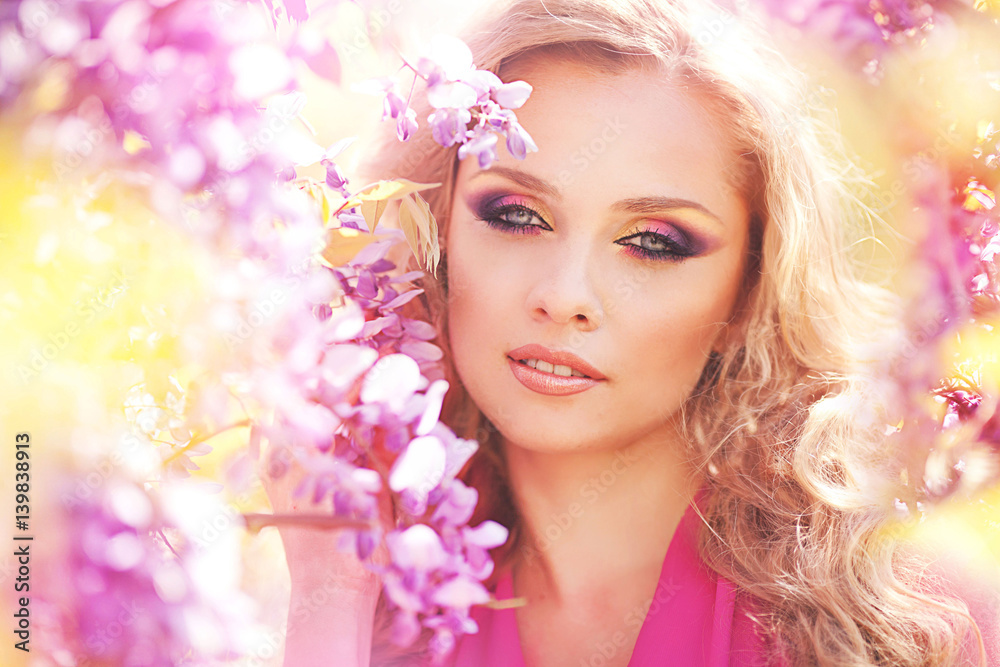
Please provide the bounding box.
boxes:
[475,197,698,262]
[477,201,549,234]
[616,231,697,262]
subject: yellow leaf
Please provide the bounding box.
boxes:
[355,178,441,202]
[398,192,440,277]
[964,180,996,212]
[360,198,389,233]
[343,179,440,232]
[295,179,333,225]
[320,227,389,268]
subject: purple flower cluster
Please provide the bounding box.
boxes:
[2,0,515,662]
[960,179,999,316]
[757,0,940,74]
[381,510,508,663]
[256,233,510,658]
[363,34,537,167]
[880,159,1000,506]
[936,368,999,443]
[47,479,254,665]
[0,0,345,257]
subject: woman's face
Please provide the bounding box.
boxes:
[446,60,752,454]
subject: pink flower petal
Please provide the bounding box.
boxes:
[493,80,532,109]
[430,576,490,608]
[387,523,447,571]
[402,318,438,340]
[389,435,446,494]
[462,520,509,549]
[361,354,421,409]
[321,344,378,391]
[427,81,478,109]
[382,288,424,312]
[415,379,449,436]
[399,340,444,363]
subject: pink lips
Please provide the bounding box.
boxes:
[506,344,606,396]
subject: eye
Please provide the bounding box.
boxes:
[476,198,550,235]
[616,229,698,262]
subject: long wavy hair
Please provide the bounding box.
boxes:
[361,0,987,664]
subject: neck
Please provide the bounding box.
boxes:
[503,428,698,606]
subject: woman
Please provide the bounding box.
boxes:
[268,0,999,665]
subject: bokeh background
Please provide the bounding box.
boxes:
[1,0,999,665]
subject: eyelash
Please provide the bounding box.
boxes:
[476,202,697,263]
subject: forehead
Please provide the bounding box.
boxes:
[456,58,750,220]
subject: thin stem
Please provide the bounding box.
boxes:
[157,528,180,558]
[296,112,317,136]
[484,596,528,610]
[162,419,251,466]
[354,432,407,528]
[242,512,376,534]
[404,71,417,109]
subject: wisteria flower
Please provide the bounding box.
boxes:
[358,33,537,167]
[429,107,473,147]
[458,128,499,168]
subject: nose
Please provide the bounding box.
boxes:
[525,244,604,331]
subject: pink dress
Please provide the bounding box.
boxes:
[448,491,779,666]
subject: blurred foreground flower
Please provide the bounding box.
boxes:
[1,0,517,663]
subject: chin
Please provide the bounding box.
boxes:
[493,419,618,454]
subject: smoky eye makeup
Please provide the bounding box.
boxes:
[471,193,551,235]
[465,188,708,262]
[616,221,703,262]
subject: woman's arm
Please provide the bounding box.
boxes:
[283,548,381,667]
[260,445,393,667]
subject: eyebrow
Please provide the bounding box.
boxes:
[612,197,723,226]
[471,166,561,199]
[470,166,724,226]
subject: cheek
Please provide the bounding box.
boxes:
[444,225,513,364]
[445,221,529,316]
[624,260,744,367]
